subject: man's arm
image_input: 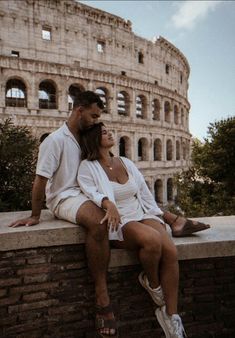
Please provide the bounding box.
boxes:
[9,175,48,227]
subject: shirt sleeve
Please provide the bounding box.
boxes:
[77,160,108,208]
[36,136,61,179]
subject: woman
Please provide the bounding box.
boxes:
[78,122,186,338]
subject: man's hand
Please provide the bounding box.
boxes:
[100,200,121,232]
[8,216,40,228]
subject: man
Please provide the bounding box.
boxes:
[9,91,209,337]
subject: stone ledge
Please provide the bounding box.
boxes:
[1,210,235,268]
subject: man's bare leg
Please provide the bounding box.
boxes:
[77,201,115,336]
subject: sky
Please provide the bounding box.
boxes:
[80,0,235,140]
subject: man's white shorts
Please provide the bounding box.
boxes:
[54,193,89,224]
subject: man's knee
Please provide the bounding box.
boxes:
[76,201,105,227]
[89,222,108,242]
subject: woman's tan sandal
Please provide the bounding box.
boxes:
[95,304,118,337]
[172,219,210,237]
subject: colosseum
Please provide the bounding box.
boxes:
[0,0,191,206]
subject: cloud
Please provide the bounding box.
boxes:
[171,1,222,30]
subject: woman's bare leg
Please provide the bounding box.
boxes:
[113,221,163,288]
[141,219,179,315]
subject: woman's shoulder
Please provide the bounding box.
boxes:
[79,159,99,170]
[119,156,135,168]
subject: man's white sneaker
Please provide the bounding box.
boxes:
[138,271,165,306]
[155,306,186,338]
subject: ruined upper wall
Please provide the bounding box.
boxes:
[0,0,190,96]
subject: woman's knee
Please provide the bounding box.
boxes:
[141,232,162,256]
[162,243,178,263]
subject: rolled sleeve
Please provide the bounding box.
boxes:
[36,137,60,179]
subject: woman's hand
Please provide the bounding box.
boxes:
[100,199,121,232]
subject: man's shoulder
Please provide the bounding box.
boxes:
[39,125,66,150]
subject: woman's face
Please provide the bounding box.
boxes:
[100,126,115,148]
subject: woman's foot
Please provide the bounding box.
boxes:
[155,306,186,338]
[163,212,210,237]
[138,271,165,306]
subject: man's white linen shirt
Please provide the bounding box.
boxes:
[36,123,82,213]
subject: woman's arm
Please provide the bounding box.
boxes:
[78,160,121,230]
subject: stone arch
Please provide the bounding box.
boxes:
[176,140,180,160]
[154,179,163,204]
[167,178,174,202]
[117,91,130,116]
[174,105,179,125]
[164,101,171,123]
[145,179,151,190]
[68,83,85,110]
[39,79,57,109]
[153,139,162,161]
[166,139,173,161]
[136,94,147,119]
[119,136,131,159]
[138,137,148,161]
[5,78,27,107]
[152,98,160,121]
[95,87,109,113]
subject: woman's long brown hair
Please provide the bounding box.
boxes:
[80,122,104,161]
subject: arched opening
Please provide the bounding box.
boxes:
[6,79,27,107]
[40,133,50,143]
[176,140,180,160]
[166,139,173,161]
[164,101,171,123]
[154,179,163,204]
[167,178,173,202]
[182,142,186,160]
[152,99,160,121]
[117,91,129,116]
[153,139,162,161]
[68,84,84,110]
[95,87,109,113]
[138,138,148,161]
[39,80,57,109]
[119,137,125,157]
[136,95,146,119]
[119,136,131,159]
[174,105,179,125]
[181,108,185,126]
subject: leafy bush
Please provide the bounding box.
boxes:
[0,119,38,211]
[174,117,235,217]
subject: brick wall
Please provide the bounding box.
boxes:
[0,244,235,338]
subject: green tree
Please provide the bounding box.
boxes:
[174,117,235,217]
[0,119,38,211]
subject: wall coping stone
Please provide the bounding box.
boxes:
[0,210,235,268]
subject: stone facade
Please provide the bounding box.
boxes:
[0,0,191,205]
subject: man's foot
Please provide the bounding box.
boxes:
[171,216,210,237]
[155,306,186,338]
[95,303,118,337]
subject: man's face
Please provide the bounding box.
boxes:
[77,103,102,131]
